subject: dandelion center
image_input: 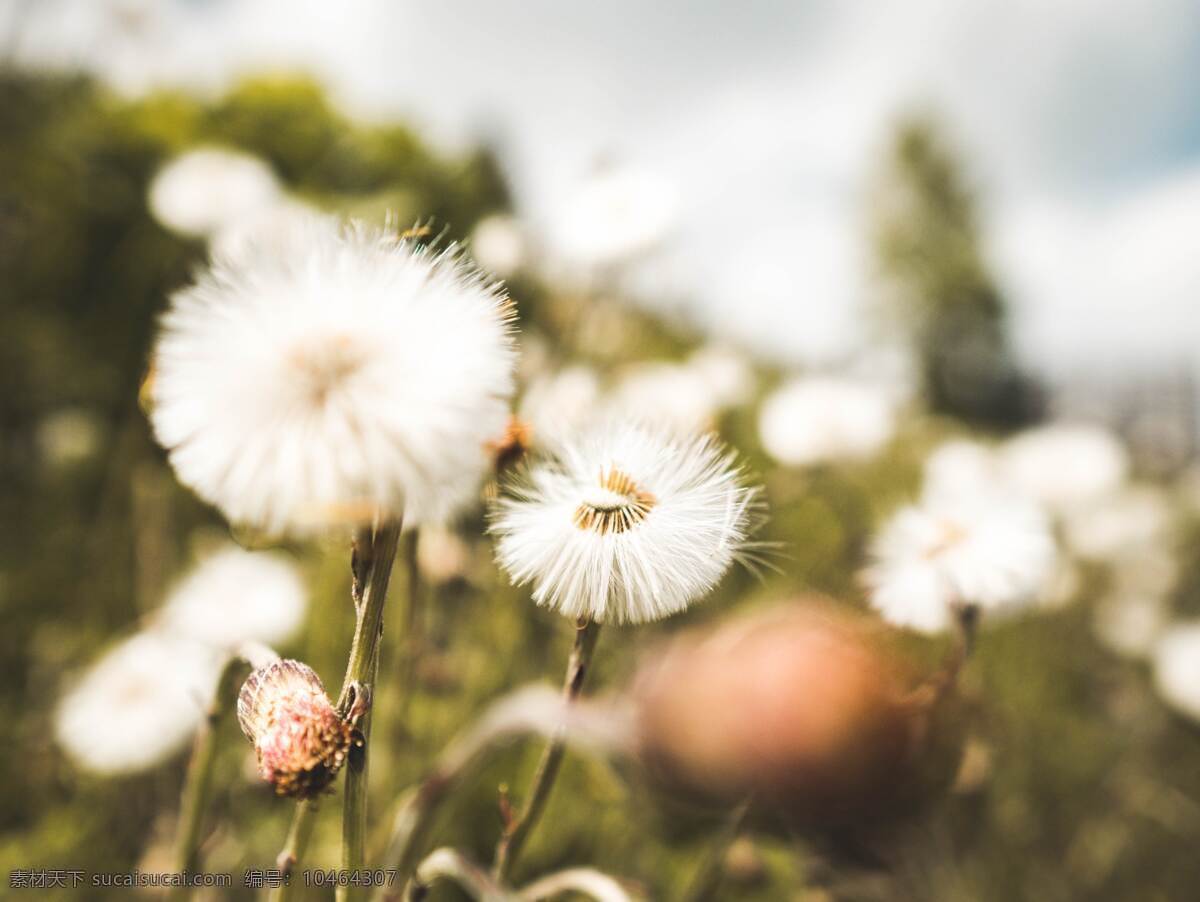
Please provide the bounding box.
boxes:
[287,334,364,406]
[573,467,657,534]
[922,519,968,561]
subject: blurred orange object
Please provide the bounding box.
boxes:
[633,600,962,829]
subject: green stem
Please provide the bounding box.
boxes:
[397,530,422,726]
[338,519,404,902]
[271,799,318,902]
[493,618,602,882]
[681,799,752,902]
[171,654,251,898]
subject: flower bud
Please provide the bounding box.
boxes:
[633,602,962,829]
[237,659,354,799]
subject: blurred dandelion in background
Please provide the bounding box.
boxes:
[54,631,220,775]
[148,146,282,239]
[864,495,1057,633]
[155,545,307,649]
[758,375,898,467]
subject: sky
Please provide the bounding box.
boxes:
[5,0,1200,378]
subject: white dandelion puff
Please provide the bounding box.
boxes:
[1061,485,1172,562]
[999,423,1129,513]
[1152,623,1200,723]
[157,545,307,649]
[607,362,720,436]
[208,198,323,264]
[921,439,1003,504]
[491,423,760,625]
[758,376,897,467]
[470,214,526,278]
[54,630,221,775]
[148,216,517,535]
[518,365,602,440]
[687,345,756,409]
[549,165,677,269]
[863,496,1057,634]
[148,146,282,238]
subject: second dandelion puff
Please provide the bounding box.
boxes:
[491,422,762,625]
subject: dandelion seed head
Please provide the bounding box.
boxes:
[491,422,760,625]
[758,376,896,467]
[549,165,677,269]
[1000,423,1129,512]
[54,631,221,775]
[1152,623,1200,723]
[148,146,281,238]
[157,545,307,649]
[148,216,518,535]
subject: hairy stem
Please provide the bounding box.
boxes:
[338,519,404,902]
[681,799,752,902]
[171,653,251,895]
[493,618,602,882]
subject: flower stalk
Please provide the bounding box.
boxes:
[171,653,252,896]
[493,618,602,881]
[338,519,404,901]
[681,799,752,902]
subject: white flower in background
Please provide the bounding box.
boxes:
[519,365,601,440]
[922,439,1002,503]
[999,423,1129,512]
[1152,623,1200,722]
[208,198,322,264]
[54,631,220,775]
[148,147,282,238]
[758,376,896,467]
[550,165,677,269]
[157,545,307,648]
[1093,595,1167,661]
[416,524,472,584]
[149,217,517,535]
[864,496,1057,634]
[608,362,718,435]
[470,214,526,278]
[1062,485,1172,561]
[491,422,760,625]
[687,346,756,409]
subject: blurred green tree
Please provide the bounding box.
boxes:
[870,117,1042,429]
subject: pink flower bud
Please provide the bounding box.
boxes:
[237,659,353,799]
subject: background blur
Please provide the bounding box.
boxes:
[3,1,1200,899]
